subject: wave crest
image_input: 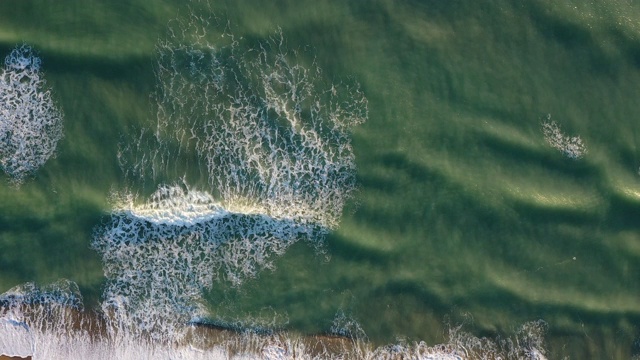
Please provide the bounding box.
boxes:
[93,185,323,340]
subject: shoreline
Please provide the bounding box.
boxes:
[0,304,552,359]
[0,304,365,359]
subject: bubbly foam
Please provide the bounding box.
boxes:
[93,185,322,340]
[102,0,367,342]
[330,309,367,341]
[0,44,64,183]
[0,279,83,310]
[0,283,549,360]
[120,185,229,226]
[0,282,227,359]
[0,317,32,358]
[0,279,81,358]
[119,9,367,229]
[541,115,586,159]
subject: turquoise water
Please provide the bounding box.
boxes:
[1,1,640,358]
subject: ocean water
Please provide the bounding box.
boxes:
[1,0,640,359]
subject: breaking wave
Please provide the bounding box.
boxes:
[119,10,367,230]
[92,185,322,340]
[0,44,64,184]
[95,0,367,343]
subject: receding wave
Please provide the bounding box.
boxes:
[0,280,550,359]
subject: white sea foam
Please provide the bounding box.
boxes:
[0,285,228,359]
[0,279,83,310]
[330,309,368,341]
[119,185,229,226]
[0,44,63,183]
[0,317,32,358]
[119,9,367,230]
[0,280,81,358]
[541,115,586,159]
[0,282,549,360]
[100,0,367,343]
[93,185,321,341]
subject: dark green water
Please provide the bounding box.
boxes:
[1,1,640,358]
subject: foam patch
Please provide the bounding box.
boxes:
[0,44,63,183]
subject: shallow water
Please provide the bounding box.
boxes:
[1,1,640,358]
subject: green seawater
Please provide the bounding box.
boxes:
[1,1,640,358]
